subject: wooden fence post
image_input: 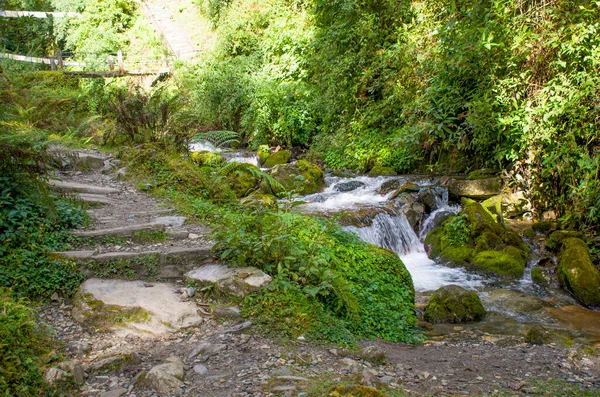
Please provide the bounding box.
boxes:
[56,49,63,69]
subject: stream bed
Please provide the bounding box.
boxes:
[193,146,600,345]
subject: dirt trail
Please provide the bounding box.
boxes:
[140,0,215,60]
[41,150,600,396]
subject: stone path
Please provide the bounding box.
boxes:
[39,149,600,396]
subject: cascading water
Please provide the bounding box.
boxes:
[299,175,481,292]
[189,140,259,166]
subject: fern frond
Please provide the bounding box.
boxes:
[192,130,240,148]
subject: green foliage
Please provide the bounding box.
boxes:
[0,289,55,396]
[0,0,54,57]
[212,207,419,343]
[442,213,471,246]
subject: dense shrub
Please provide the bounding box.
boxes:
[211,208,419,344]
[0,289,55,396]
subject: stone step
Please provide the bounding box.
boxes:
[70,222,165,237]
[52,245,212,263]
[50,180,120,195]
[78,193,114,206]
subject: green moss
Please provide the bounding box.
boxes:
[424,285,486,324]
[228,164,262,198]
[190,151,224,166]
[439,246,474,267]
[467,169,496,180]
[525,325,549,345]
[263,150,291,168]
[531,267,546,284]
[532,221,554,234]
[474,231,504,253]
[257,145,271,166]
[74,292,152,330]
[523,228,536,239]
[481,194,502,218]
[271,160,325,195]
[368,164,397,176]
[557,237,600,308]
[546,230,583,251]
[471,249,526,278]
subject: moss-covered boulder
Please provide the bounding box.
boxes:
[190,151,224,166]
[557,237,600,308]
[467,169,497,180]
[271,160,325,195]
[378,179,401,195]
[546,230,583,251]
[448,177,502,200]
[263,149,291,168]
[257,145,271,166]
[368,164,397,176]
[240,193,278,210]
[424,200,529,279]
[424,285,486,324]
[227,163,263,198]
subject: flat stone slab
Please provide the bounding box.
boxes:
[152,216,187,227]
[448,178,502,200]
[75,153,107,170]
[73,278,203,335]
[77,193,114,205]
[49,180,120,195]
[70,222,165,237]
[186,264,272,297]
[52,245,213,266]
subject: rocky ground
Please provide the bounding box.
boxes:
[40,150,600,397]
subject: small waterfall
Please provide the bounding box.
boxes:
[345,209,482,292]
[346,213,421,255]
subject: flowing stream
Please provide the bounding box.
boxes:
[301,176,481,292]
[298,175,600,343]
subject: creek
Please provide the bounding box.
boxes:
[297,174,600,345]
[190,145,600,345]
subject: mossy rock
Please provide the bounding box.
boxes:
[368,164,397,176]
[471,248,527,278]
[448,177,502,199]
[389,182,419,199]
[531,267,546,284]
[468,169,497,180]
[257,145,270,166]
[263,150,291,168]
[190,151,224,166]
[523,228,536,239]
[424,285,486,324]
[481,194,502,218]
[227,164,263,198]
[424,200,529,279]
[378,179,400,195]
[557,237,600,308]
[271,160,325,195]
[532,221,554,234]
[525,325,550,345]
[546,230,583,251]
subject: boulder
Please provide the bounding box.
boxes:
[448,177,502,200]
[186,264,272,297]
[257,145,271,166]
[418,188,439,212]
[45,368,68,384]
[57,360,85,384]
[378,179,401,195]
[190,151,224,166]
[557,237,600,308]
[390,182,420,200]
[76,153,107,170]
[263,149,291,168]
[467,169,497,180]
[424,199,529,279]
[546,230,583,251]
[140,356,184,396]
[271,160,325,195]
[424,285,486,324]
[226,163,263,198]
[368,165,397,176]
[334,180,366,192]
[337,206,396,228]
[72,279,203,334]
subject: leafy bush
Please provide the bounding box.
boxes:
[211,207,420,343]
[0,289,55,396]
